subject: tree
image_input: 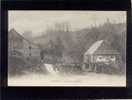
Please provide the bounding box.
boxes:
[55,37,64,57]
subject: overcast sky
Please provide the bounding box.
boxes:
[9,11,126,37]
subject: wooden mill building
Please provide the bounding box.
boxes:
[83,40,121,73]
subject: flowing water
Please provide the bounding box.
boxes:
[44,64,58,74]
[8,64,126,86]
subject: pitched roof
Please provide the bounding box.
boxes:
[9,28,24,39]
[9,28,40,48]
[84,40,119,55]
[84,40,104,55]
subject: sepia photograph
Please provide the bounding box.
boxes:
[8,11,126,86]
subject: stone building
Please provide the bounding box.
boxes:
[8,28,41,58]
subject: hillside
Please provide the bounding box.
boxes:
[32,22,126,64]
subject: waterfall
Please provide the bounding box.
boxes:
[44,64,58,74]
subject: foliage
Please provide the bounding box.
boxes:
[35,22,126,64]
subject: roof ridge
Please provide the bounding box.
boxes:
[9,28,40,48]
[84,40,104,55]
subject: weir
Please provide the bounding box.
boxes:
[44,64,58,74]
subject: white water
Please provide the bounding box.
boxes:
[44,64,58,74]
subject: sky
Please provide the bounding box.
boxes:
[8,11,126,37]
